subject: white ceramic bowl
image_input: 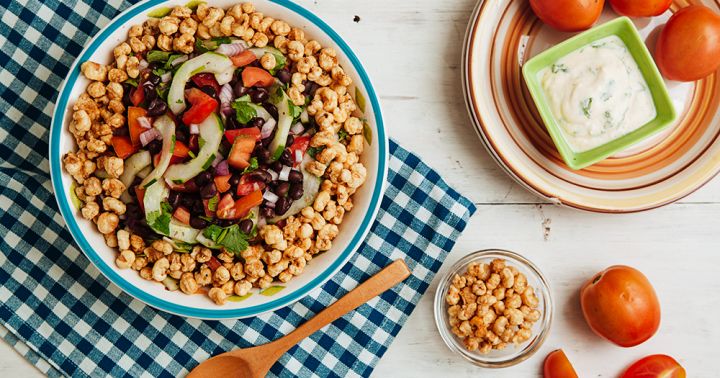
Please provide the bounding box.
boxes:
[49,0,388,319]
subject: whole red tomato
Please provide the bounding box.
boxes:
[580,265,660,347]
[543,349,578,378]
[655,5,720,81]
[609,0,672,17]
[530,0,605,32]
[621,355,686,378]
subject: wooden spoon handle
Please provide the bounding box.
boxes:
[271,259,411,357]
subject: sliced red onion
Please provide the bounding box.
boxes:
[215,42,246,57]
[189,123,200,135]
[219,83,233,116]
[263,190,279,203]
[211,153,223,167]
[267,169,279,181]
[214,160,229,176]
[139,59,149,70]
[139,128,161,146]
[171,55,188,66]
[160,72,172,83]
[260,118,277,139]
[290,122,304,135]
[294,150,303,164]
[137,116,152,129]
[279,166,291,181]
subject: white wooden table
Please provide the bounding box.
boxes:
[4,0,719,376]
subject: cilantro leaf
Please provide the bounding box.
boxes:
[148,202,173,235]
[207,195,219,212]
[551,63,568,74]
[307,146,325,158]
[581,98,593,118]
[242,157,258,174]
[218,224,250,255]
[338,129,349,141]
[232,96,258,124]
[202,224,224,241]
[269,86,284,104]
[288,99,303,120]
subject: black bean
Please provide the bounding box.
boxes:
[175,127,188,144]
[288,170,303,183]
[192,200,205,215]
[183,179,200,193]
[180,195,195,208]
[146,98,168,117]
[217,219,236,227]
[147,72,161,86]
[229,174,240,186]
[200,183,217,199]
[260,206,275,218]
[303,81,319,96]
[275,197,290,215]
[168,191,181,208]
[251,117,265,129]
[275,182,290,197]
[249,87,268,103]
[256,148,271,164]
[226,114,241,129]
[289,183,304,200]
[261,137,273,148]
[262,103,278,119]
[122,84,135,107]
[200,86,218,100]
[286,135,294,146]
[234,81,249,98]
[276,68,291,84]
[195,171,213,186]
[279,149,293,166]
[143,82,157,102]
[146,139,162,155]
[239,219,253,234]
[271,161,283,172]
[190,216,210,229]
[249,169,271,183]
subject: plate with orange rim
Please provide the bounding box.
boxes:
[462,0,720,213]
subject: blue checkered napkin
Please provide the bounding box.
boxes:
[0,1,477,377]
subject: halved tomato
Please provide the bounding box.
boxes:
[230,50,257,67]
[242,67,275,87]
[127,106,148,147]
[172,206,191,225]
[236,175,265,196]
[621,355,685,378]
[544,349,578,378]
[227,135,257,169]
[182,88,218,125]
[110,135,138,159]
[224,127,261,144]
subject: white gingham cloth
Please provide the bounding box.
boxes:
[0,0,477,376]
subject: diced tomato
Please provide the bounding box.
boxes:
[233,190,263,219]
[216,193,237,219]
[287,135,310,167]
[214,175,232,193]
[154,153,183,167]
[242,67,275,87]
[110,135,138,159]
[227,135,257,169]
[206,256,222,271]
[236,175,265,196]
[230,50,257,67]
[188,134,199,152]
[190,73,221,95]
[202,193,219,217]
[224,127,261,144]
[130,86,145,107]
[182,88,218,125]
[173,206,191,225]
[173,140,190,159]
[134,186,146,212]
[127,107,148,147]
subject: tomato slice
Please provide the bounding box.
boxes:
[190,73,221,95]
[214,175,232,193]
[130,85,145,107]
[242,67,275,87]
[230,50,258,67]
[110,135,138,159]
[182,88,218,125]
[287,135,310,167]
[544,349,578,378]
[216,193,237,219]
[172,206,191,225]
[127,106,148,147]
[227,135,257,169]
[134,186,146,212]
[233,190,263,218]
[621,355,685,378]
[224,127,261,144]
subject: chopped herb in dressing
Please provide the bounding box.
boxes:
[551,63,568,73]
[581,98,593,118]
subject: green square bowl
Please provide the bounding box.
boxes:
[522,17,677,170]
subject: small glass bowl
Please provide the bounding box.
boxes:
[433,249,553,368]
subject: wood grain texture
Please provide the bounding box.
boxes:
[4,0,719,376]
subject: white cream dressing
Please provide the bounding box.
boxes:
[538,35,657,153]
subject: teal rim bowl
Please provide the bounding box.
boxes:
[522,17,677,170]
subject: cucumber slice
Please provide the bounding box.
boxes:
[140,116,176,188]
[168,220,201,243]
[269,156,321,223]
[268,88,293,160]
[164,113,223,184]
[119,150,152,203]
[196,233,220,249]
[168,52,234,114]
[143,180,201,243]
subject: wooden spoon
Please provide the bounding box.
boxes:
[187,259,411,378]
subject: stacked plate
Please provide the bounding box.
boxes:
[462,0,720,213]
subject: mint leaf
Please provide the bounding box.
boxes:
[232,96,258,124]
[242,157,258,174]
[219,224,250,255]
[147,50,173,63]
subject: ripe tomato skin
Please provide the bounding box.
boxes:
[655,5,720,81]
[609,0,671,17]
[530,0,605,32]
[621,355,686,378]
[543,349,578,378]
[580,265,660,347]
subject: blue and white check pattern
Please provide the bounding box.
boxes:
[0,0,477,376]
